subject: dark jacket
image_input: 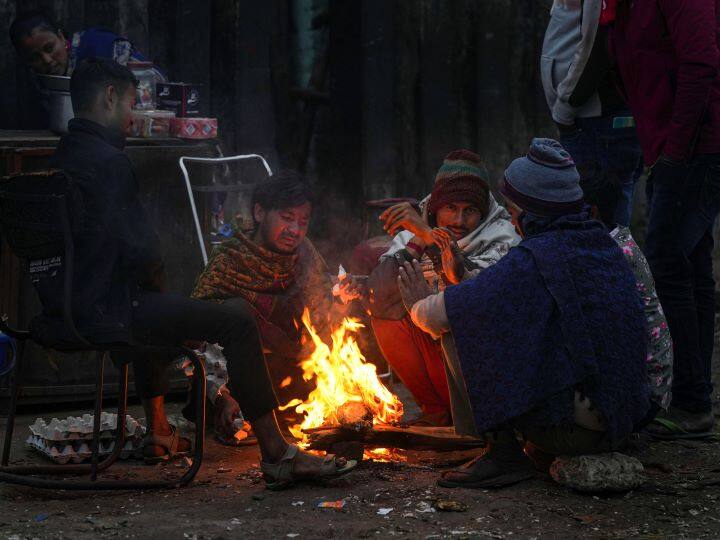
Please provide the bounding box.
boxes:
[611,0,720,164]
[541,0,625,124]
[444,212,649,445]
[42,118,164,344]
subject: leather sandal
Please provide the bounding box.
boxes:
[260,444,358,491]
[142,426,191,464]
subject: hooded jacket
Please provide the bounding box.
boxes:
[541,0,625,124]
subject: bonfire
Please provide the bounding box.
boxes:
[279,308,404,446]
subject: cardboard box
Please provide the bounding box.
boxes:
[156,83,202,117]
[169,117,218,139]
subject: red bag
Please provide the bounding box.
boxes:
[599,0,618,25]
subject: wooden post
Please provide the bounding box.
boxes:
[361,0,396,200]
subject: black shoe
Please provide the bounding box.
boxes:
[437,433,535,489]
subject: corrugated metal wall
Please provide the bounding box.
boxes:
[0,0,557,265]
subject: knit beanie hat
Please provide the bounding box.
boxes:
[501,138,583,217]
[427,150,490,215]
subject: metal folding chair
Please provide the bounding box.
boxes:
[178,154,273,266]
[0,170,206,490]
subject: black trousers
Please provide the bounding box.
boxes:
[644,156,720,413]
[122,290,278,421]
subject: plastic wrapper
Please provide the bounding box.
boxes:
[169,117,217,139]
[128,110,175,138]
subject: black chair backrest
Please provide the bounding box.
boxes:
[0,170,88,345]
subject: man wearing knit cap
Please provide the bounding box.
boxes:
[367,149,519,427]
[399,139,650,488]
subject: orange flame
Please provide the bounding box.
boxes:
[281,308,403,442]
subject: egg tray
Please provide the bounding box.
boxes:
[25,434,144,464]
[28,412,145,443]
[25,413,146,464]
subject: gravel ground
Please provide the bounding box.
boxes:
[1,339,719,540]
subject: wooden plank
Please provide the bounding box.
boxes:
[362,0,396,200]
[0,0,18,129]
[305,424,484,451]
[82,0,119,32]
[119,0,149,53]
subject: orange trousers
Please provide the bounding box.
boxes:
[371,316,451,415]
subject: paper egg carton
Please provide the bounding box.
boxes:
[177,343,230,405]
[26,413,145,464]
[28,412,145,442]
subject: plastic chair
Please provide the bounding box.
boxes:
[0,170,206,490]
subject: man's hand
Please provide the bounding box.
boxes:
[336,274,366,304]
[214,392,241,438]
[397,260,434,314]
[432,227,466,284]
[379,202,433,243]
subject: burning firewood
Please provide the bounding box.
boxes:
[336,402,373,433]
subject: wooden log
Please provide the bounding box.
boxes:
[305,424,484,452]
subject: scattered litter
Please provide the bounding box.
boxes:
[34,513,49,522]
[415,501,436,513]
[291,501,305,507]
[217,466,232,473]
[433,499,468,512]
[689,509,700,517]
[287,534,300,538]
[331,265,348,297]
[318,500,346,509]
[230,518,242,525]
[377,508,393,516]
[252,493,265,501]
[180,457,193,468]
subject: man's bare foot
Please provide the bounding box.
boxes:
[288,449,348,478]
[261,444,355,489]
[143,426,192,461]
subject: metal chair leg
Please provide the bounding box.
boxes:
[90,351,105,481]
[0,348,207,490]
[2,340,24,467]
[175,347,206,488]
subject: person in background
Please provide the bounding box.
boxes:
[192,174,360,443]
[46,58,356,488]
[368,150,520,427]
[399,139,649,489]
[611,0,720,439]
[578,162,673,425]
[541,0,641,226]
[8,10,163,128]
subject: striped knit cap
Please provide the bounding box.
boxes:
[427,149,490,215]
[501,138,583,217]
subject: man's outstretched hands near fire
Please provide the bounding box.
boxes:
[380,202,433,244]
[398,260,434,314]
[432,227,465,285]
[336,274,365,304]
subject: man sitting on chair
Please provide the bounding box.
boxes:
[45,58,356,488]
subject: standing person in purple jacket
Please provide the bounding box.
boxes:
[612,0,720,439]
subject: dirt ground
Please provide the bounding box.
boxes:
[2,351,720,539]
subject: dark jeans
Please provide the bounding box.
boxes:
[560,113,643,226]
[124,290,278,421]
[645,155,720,413]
